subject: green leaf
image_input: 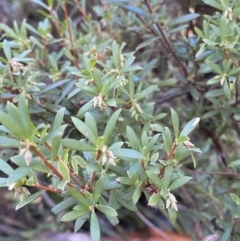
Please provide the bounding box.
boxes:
[120,55,135,72]
[128,72,135,98]
[228,67,240,75]
[202,0,224,11]
[220,16,228,42]
[113,190,138,211]
[72,155,87,169]
[61,139,95,151]
[135,85,157,101]
[0,178,7,187]
[51,197,76,215]
[176,135,189,143]
[103,109,122,141]
[119,177,133,185]
[228,159,240,167]
[112,40,120,68]
[171,108,179,139]
[16,191,43,210]
[230,193,240,205]
[146,171,162,188]
[85,112,98,138]
[162,127,172,153]
[148,193,161,206]
[72,117,96,144]
[180,118,200,137]
[206,60,222,75]
[190,153,197,168]
[132,185,141,205]
[92,178,103,205]
[3,39,12,61]
[7,167,30,185]
[95,204,118,217]
[74,217,87,232]
[168,13,200,27]
[77,101,93,118]
[51,132,62,162]
[0,111,26,140]
[90,212,101,241]
[162,165,173,188]
[58,160,70,181]
[61,209,89,222]
[113,148,144,159]
[66,186,89,207]
[0,158,14,175]
[136,37,160,51]
[223,81,231,99]
[221,223,233,241]
[0,136,20,148]
[169,176,192,191]
[89,58,97,69]
[158,78,177,87]
[52,108,65,130]
[168,207,177,223]
[121,5,148,17]
[205,89,224,98]
[18,94,36,140]
[104,181,122,190]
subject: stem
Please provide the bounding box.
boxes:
[44,142,86,186]
[63,1,78,67]
[89,172,96,191]
[34,183,61,193]
[166,142,177,161]
[73,0,88,20]
[70,173,84,189]
[159,142,177,178]
[30,145,75,189]
[141,0,188,78]
[48,7,63,38]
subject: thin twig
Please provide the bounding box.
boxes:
[73,0,88,20]
[136,211,173,241]
[142,0,188,78]
[34,183,61,193]
[48,7,63,38]
[63,1,78,67]
[155,90,189,105]
[30,145,75,189]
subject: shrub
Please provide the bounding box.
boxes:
[0,0,240,240]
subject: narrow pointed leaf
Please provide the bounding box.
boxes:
[95,204,118,217]
[0,158,14,175]
[113,148,144,159]
[0,136,20,148]
[180,118,200,136]
[61,210,89,222]
[103,109,122,141]
[61,139,95,151]
[66,186,89,207]
[58,160,70,181]
[169,176,192,191]
[171,108,179,139]
[72,117,96,144]
[90,212,100,241]
[16,191,43,210]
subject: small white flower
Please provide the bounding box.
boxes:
[166,193,178,211]
[91,95,107,111]
[20,148,32,166]
[101,146,116,166]
[183,140,195,149]
[9,183,16,191]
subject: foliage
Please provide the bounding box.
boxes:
[0,0,240,240]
